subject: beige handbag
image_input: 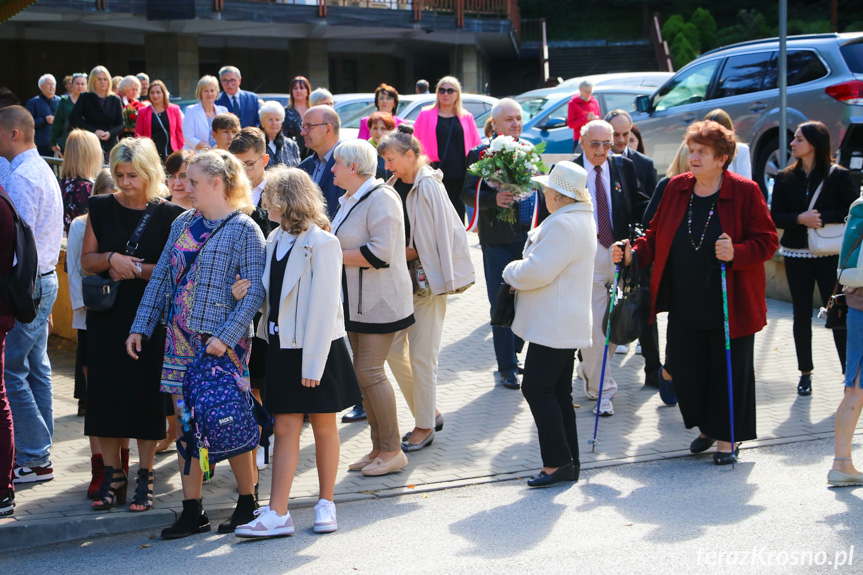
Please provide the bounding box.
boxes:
[807,165,843,257]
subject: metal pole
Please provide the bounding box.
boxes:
[541,19,549,84]
[778,0,788,171]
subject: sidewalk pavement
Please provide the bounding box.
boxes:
[0,237,849,552]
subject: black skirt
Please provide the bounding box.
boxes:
[74,329,87,400]
[264,336,362,414]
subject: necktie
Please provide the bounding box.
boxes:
[595,165,614,248]
[232,95,240,115]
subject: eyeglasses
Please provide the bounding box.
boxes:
[588,141,613,150]
[221,78,239,84]
[167,173,187,182]
[301,122,329,131]
[242,156,265,169]
[438,87,456,95]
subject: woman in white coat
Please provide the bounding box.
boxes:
[182,75,228,151]
[232,166,361,538]
[379,125,475,452]
[502,161,596,488]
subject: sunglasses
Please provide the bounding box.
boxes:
[72,73,88,78]
[588,141,613,150]
[438,87,457,95]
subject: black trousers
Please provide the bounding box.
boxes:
[784,255,846,373]
[667,319,757,442]
[521,343,579,468]
[442,177,466,224]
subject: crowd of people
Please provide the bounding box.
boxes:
[1,62,863,541]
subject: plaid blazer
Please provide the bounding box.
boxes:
[131,210,266,348]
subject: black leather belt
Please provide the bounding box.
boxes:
[40,271,56,277]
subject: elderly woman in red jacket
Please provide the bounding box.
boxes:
[614,121,778,465]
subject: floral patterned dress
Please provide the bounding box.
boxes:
[160,215,252,395]
[61,177,93,234]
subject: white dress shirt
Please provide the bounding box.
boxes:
[252,177,266,208]
[585,159,613,232]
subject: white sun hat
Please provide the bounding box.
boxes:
[531,161,591,203]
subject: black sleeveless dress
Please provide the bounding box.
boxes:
[84,194,184,439]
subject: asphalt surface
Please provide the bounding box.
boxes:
[6,437,862,575]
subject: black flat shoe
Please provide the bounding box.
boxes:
[341,405,367,423]
[690,435,716,454]
[501,370,520,390]
[713,445,741,466]
[797,374,812,396]
[527,461,578,488]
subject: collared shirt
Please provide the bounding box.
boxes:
[0,157,9,188]
[585,159,612,231]
[312,146,336,186]
[5,148,63,274]
[331,177,382,234]
[252,177,267,208]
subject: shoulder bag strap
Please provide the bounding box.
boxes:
[333,183,386,236]
[807,164,837,211]
[180,210,240,279]
[124,199,162,256]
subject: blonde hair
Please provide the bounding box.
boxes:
[118,75,141,100]
[88,66,113,95]
[262,166,331,235]
[62,129,103,180]
[188,149,254,214]
[109,138,168,201]
[195,75,220,101]
[92,169,115,196]
[434,76,466,117]
[666,141,691,179]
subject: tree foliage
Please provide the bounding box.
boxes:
[691,7,718,51]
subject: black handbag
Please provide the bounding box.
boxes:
[603,256,651,345]
[82,200,160,311]
[821,225,863,330]
[490,283,516,328]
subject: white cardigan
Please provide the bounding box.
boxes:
[729,142,752,180]
[502,201,596,349]
[256,224,346,381]
[66,215,87,330]
[182,102,228,150]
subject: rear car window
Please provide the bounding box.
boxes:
[840,43,863,74]
[763,50,829,89]
[714,52,772,98]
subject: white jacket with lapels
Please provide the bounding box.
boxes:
[502,201,596,350]
[257,224,346,381]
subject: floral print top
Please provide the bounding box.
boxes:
[61,177,93,233]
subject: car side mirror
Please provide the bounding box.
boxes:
[538,117,567,130]
[635,95,651,113]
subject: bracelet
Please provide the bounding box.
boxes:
[107,252,115,267]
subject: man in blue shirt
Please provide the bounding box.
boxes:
[24,75,60,158]
[216,66,261,129]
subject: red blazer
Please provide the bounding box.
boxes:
[134,104,185,153]
[632,171,778,339]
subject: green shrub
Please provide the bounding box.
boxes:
[662,14,686,43]
[691,8,718,51]
[670,33,697,68]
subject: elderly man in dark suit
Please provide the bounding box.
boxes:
[216,66,261,129]
[604,109,664,390]
[572,119,649,416]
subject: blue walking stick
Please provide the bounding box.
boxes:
[720,262,737,468]
[589,262,621,452]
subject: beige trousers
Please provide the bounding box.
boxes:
[387,293,448,430]
[580,244,618,400]
[348,331,400,452]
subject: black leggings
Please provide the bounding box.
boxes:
[784,255,846,374]
[521,343,579,468]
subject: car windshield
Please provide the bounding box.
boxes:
[343,103,377,128]
[653,59,719,112]
[514,96,553,123]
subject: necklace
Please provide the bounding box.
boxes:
[687,191,718,251]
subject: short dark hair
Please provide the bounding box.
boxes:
[229,127,267,156]
[374,83,399,114]
[165,149,194,175]
[0,87,20,109]
[212,113,240,133]
[415,79,429,92]
[604,109,632,125]
[685,120,736,170]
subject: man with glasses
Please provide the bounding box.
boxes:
[216,66,261,129]
[571,120,648,416]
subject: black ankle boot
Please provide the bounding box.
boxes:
[161,498,211,539]
[218,493,258,533]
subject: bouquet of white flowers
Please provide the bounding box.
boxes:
[467,136,547,223]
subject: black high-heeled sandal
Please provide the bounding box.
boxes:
[91,466,128,510]
[129,468,154,512]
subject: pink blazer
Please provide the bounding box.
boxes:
[358,115,406,140]
[134,104,185,153]
[412,108,481,163]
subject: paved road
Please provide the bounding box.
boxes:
[4,438,860,575]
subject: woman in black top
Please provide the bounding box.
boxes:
[69,66,124,161]
[770,121,858,396]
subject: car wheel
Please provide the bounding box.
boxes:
[754,137,791,198]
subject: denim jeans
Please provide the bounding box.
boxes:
[4,272,58,467]
[481,236,527,374]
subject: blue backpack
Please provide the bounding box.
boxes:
[177,351,267,476]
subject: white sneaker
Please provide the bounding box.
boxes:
[256,446,267,471]
[635,344,642,355]
[615,344,628,355]
[313,499,338,533]
[235,506,294,538]
[593,398,614,416]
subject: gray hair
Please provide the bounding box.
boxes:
[309,88,333,107]
[579,80,593,90]
[491,98,522,119]
[136,73,149,83]
[219,66,241,79]
[258,100,286,122]
[333,139,378,178]
[580,119,613,138]
[38,74,56,88]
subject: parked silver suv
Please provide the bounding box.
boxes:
[632,33,863,193]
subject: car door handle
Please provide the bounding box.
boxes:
[682,113,698,123]
[749,102,768,112]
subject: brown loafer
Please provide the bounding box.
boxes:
[361,452,408,476]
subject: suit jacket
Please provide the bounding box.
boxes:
[216,89,261,128]
[69,92,124,155]
[134,104,185,153]
[622,148,657,202]
[299,144,388,220]
[572,153,649,241]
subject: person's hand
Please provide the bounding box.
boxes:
[205,336,228,357]
[301,378,320,388]
[496,190,515,208]
[195,141,207,151]
[126,333,143,360]
[51,145,61,154]
[110,253,144,280]
[612,240,631,266]
[46,115,54,124]
[48,313,54,335]
[587,112,598,121]
[231,274,251,301]
[797,209,823,228]
[715,233,734,262]
[94,129,109,141]
[406,246,419,261]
